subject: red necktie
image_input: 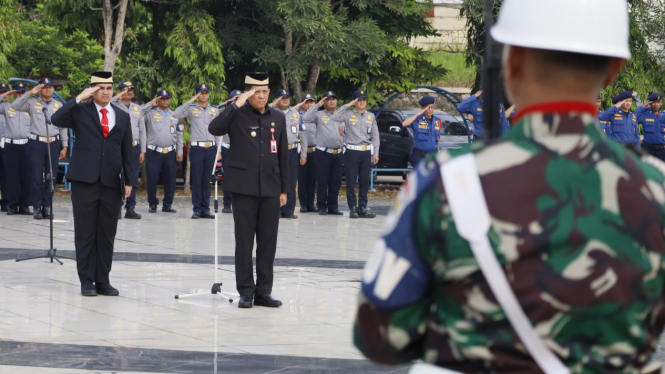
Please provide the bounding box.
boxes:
[100,108,109,137]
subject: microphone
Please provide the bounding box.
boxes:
[42,107,52,125]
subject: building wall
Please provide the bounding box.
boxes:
[411,4,468,51]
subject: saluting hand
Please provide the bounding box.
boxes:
[114,89,128,101]
[316,97,327,107]
[347,99,358,108]
[187,92,201,104]
[235,89,256,108]
[615,99,626,109]
[474,90,483,98]
[643,101,651,109]
[293,101,305,110]
[77,86,100,102]
[0,90,15,101]
[29,84,44,95]
[269,96,281,108]
[150,97,160,107]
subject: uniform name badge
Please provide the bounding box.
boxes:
[291,124,297,134]
[270,128,277,154]
[170,125,175,134]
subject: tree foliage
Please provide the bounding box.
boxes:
[0,0,22,78]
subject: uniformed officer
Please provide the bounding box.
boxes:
[355,0,665,372]
[596,92,611,136]
[294,93,317,213]
[302,91,345,215]
[141,89,183,213]
[599,90,640,148]
[11,78,68,220]
[0,83,32,215]
[217,89,242,213]
[110,80,145,219]
[173,84,220,219]
[269,89,307,219]
[0,83,8,212]
[636,92,665,160]
[457,90,512,138]
[208,72,289,309]
[332,90,378,219]
[400,96,441,167]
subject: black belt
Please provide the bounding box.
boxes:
[412,148,433,157]
[643,144,665,151]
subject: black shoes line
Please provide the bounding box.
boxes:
[238,294,282,308]
[81,283,119,297]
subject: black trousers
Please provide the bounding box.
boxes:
[232,193,280,297]
[125,145,141,209]
[146,149,176,207]
[71,179,122,285]
[280,148,299,216]
[221,147,232,207]
[28,139,60,210]
[298,149,316,209]
[189,145,216,213]
[0,146,7,208]
[315,150,342,211]
[3,143,31,211]
[344,150,372,209]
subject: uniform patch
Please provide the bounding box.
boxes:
[134,106,139,111]
[476,108,482,112]
[193,108,200,111]
[293,113,298,118]
[35,102,42,106]
[322,115,328,119]
[54,103,59,108]
[647,119,655,122]
[351,115,357,119]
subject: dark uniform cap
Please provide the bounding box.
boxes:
[302,93,315,102]
[0,83,8,92]
[118,81,133,90]
[323,91,337,99]
[647,93,662,102]
[12,82,26,93]
[229,90,243,98]
[196,84,210,94]
[612,91,632,104]
[275,89,290,98]
[352,90,367,100]
[157,89,172,98]
[419,96,435,106]
[39,78,53,86]
[245,72,269,86]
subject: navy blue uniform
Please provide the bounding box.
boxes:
[636,106,665,161]
[408,114,441,167]
[599,106,640,148]
[456,96,510,138]
[598,110,611,136]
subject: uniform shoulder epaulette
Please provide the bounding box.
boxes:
[189,104,196,106]
[210,104,217,108]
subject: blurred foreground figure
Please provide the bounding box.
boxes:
[354,0,665,372]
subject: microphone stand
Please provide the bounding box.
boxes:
[16,107,75,265]
[175,140,236,302]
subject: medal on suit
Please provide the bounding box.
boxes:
[251,131,257,137]
[270,128,277,154]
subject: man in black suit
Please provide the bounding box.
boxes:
[209,72,289,308]
[51,72,136,297]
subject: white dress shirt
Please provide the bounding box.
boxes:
[94,101,116,132]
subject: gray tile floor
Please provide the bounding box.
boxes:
[0,203,402,373]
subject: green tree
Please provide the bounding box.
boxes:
[7,5,104,97]
[0,0,22,78]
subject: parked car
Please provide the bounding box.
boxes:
[370,107,471,177]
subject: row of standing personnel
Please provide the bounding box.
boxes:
[0,80,381,220]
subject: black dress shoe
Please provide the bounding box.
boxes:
[222,206,232,213]
[349,207,359,219]
[327,209,343,215]
[201,211,215,219]
[42,207,51,219]
[281,214,298,219]
[318,209,328,215]
[18,207,33,215]
[162,206,177,213]
[7,209,16,216]
[238,295,253,308]
[33,211,43,220]
[300,206,308,213]
[254,294,282,307]
[191,211,201,219]
[307,206,318,212]
[81,283,97,297]
[125,207,141,219]
[359,207,376,218]
[149,205,157,213]
[95,283,119,296]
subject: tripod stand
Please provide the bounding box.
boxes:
[175,141,236,303]
[16,107,75,265]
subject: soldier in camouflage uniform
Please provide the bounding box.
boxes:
[354,0,665,372]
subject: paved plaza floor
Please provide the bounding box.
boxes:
[0,202,409,373]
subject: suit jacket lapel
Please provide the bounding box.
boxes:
[85,102,104,136]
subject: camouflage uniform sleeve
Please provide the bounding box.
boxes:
[354,155,445,364]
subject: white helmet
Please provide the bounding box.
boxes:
[490,0,631,59]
